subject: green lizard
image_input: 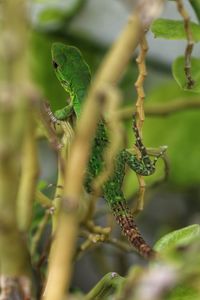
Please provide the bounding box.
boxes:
[50,42,166,259]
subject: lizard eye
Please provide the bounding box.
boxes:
[52,60,58,69]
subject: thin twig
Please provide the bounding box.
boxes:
[36,191,54,209]
[134,35,148,217]
[17,111,39,231]
[116,97,200,119]
[76,230,135,261]
[85,220,111,235]
[176,0,195,89]
[51,121,74,233]
[76,230,108,260]
[31,210,51,256]
[135,35,148,129]
[107,238,136,253]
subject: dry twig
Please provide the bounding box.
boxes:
[117,97,200,119]
[135,35,148,128]
[176,0,195,89]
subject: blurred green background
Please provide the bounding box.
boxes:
[29,0,200,292]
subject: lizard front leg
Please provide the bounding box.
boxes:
[54,102,74,121]
[126,114,167,214]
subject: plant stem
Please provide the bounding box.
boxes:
[176,0,195,89]
[117,98,200,119]
[0,0,36,298]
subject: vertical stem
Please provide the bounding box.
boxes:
[17,115,39,231]
[52,122,74,233]
[134,35,148,215]
[135,35,148,130]
[176,0,195,89]
[0,0,38,298]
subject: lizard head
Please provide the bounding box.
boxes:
[51,42,90,94]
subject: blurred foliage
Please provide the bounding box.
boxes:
[37,0,87,25]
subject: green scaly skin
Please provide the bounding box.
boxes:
[51,42,165,259]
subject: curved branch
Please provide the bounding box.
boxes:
[117,98,200,119]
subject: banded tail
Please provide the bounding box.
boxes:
[111,201,156,259]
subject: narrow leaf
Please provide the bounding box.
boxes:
[190,0,200,22]
[154,224,200,252]
[151,19,200,42]
[38,8,65,23]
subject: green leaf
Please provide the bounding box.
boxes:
[172,56,200,93]
[36,0,87,25]
[154,224,200,252]
[38,8,65,23]
[190,0,200,23]
[37,180,48,190]
[151,19,200,42]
